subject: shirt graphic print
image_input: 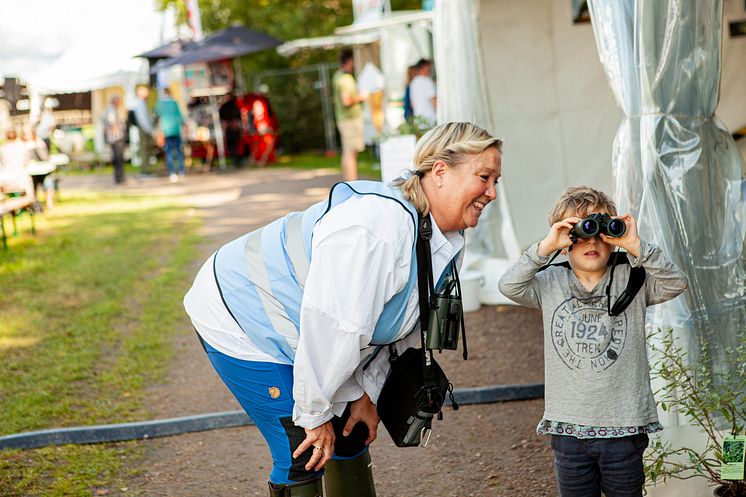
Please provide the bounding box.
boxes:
[551,296,627,371]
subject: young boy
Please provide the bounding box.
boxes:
[498,186,688,497]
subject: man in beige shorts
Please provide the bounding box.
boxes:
[333,49,366,181]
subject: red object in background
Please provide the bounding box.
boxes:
[235,93,278,164]
[189,93,278,166]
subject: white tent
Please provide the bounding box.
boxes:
[26,1,175,94]
[436,0,746,300]
[436,3,746,495]
[21,1,178,154]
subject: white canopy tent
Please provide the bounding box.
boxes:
[27,0,175,95]
[436,2,746,494]
[435,0,746,302]
[23,1,178,154]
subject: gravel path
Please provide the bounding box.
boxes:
[67,168,556,497]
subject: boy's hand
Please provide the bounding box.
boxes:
[600,213,641,257]
[538,217,581,257]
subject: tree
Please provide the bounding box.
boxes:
[157,0,422,71]
[156,0,423,152]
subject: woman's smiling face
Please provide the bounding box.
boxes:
[432,146,502,232]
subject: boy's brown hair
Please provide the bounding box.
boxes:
[548,186,618,225]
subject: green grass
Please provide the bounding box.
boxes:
[275,150,382,180]
[61,162,141,177]
[63,150,383,180]
[0,192,201,497]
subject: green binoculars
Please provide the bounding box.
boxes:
[572,213,626,239]
[426,294,462,352]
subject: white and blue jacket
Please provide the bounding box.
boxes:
[185,180,464,428]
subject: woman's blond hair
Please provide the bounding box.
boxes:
[393,122,502,214]
[548,186,618,225]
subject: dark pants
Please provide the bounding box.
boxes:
[164,135,185,175]
[111,140,126,184]
[138,129,154,173]
[550,433,649,497]
[200,338,369,484]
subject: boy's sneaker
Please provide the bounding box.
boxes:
[169,174,179,183]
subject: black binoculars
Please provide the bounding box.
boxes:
[425,281,463,352]
[572,213,626,239]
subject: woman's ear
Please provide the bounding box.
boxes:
[431,160,447,181]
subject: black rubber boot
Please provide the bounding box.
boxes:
[323,450,376,497]
[268,476,323,497]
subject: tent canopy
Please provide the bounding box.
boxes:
[155,25,281,68]
[276,32,379,57]
[138,39,196,61]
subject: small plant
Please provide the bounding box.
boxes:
[646,328,746,496]
[396,116,434,139]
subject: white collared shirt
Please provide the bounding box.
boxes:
[187,193,464,429]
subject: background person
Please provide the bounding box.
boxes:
[332,49,366,181]
[103,95,127,185]
[155,88,186,182]
[21,125,55,209]
[409,59,437,125]
[403,64,416,123]
[498,186,688,497]
[183,122,502,497]
[133,85,155,172]
[35,99,56,153]
[0,129,34,199]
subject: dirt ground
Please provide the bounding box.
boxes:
[68,167,556,497]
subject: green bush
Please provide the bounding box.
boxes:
[646,329,746,496]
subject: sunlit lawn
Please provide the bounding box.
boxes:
[61,149,382,180]
[0,192,201,497]
[0,150,372,496]
[276,150,382,179]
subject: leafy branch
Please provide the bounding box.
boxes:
[646,328,746,495]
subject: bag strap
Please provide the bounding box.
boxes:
[538,249,646,316]
[450,260,468,360]
[607,251,646,316]
[415,214,440,392]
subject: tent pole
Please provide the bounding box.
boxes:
[318,63,337,154]
[234,58,245,92]
[208,93,227,170]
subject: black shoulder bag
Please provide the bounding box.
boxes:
[376,214,464,448]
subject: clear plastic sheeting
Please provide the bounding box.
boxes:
[433,0,523,304]
[588,0,746,388]
[433,0,521,259]
[433,0,493,129]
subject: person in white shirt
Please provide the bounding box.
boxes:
[409,59,437,125]
[0,129,34,198]
[183,122,503,497]
[132,85,155,171]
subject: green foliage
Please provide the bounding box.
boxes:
[0,192,201,496]
[276,150,380,180]
[725,441,745,464]
[154,0,423,152]
[645,329,746,496]
[396,115,435,139]
[257,64,335,152]
[157,0,423,61]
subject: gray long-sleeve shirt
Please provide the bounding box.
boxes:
[498,241,688,426]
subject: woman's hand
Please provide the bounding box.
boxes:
[538,217,581,257]
[293,421,335,472]
[343,393,380,446]
[600,213,641,257]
